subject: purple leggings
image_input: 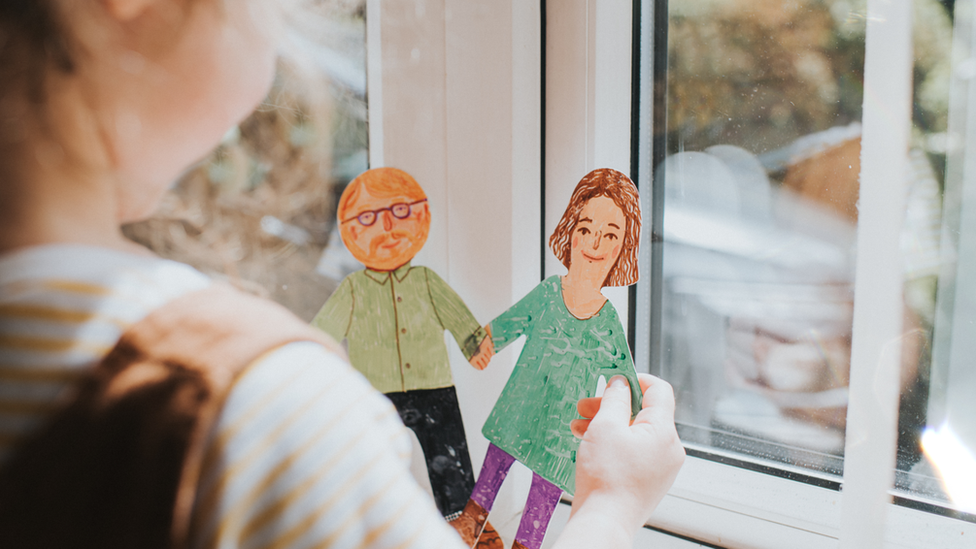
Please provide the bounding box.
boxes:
[470,444,563,549]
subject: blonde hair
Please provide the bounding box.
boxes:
[338,167,427,220]
[549,168,641,287]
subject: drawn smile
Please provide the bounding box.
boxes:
[581,250,606,261]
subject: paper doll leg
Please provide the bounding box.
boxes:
[513,473,562,549]
[385,386,475,518]
[449,443,514,548]
[470,443,517,511]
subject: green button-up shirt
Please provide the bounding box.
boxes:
[312,263,486,394]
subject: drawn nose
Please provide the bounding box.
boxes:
[591,232,601,250]
[382,210,393,231]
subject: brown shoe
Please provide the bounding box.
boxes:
[449,499,490,546]
[473,520,503,549]
[511,541,528,549]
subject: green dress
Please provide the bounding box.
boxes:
[482,275,642,495]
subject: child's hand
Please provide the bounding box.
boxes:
[468,326,494,370]
[569,374,685,533]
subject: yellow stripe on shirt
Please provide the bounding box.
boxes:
[0,366,86,383]
[0,304,128,330]
[232,418,380,544]
[0,304,92,323]
[253,449,388,549]
[193,370,338,539]
[357,491,419,548]
[305,476,414,549]
[194,361,316,498]
[43,280,112,296]
[204,396,374,548]
[0,334,110,355]
[387,519,428,549]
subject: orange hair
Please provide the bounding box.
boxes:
[338,167,428,220]
[549,169,641,287]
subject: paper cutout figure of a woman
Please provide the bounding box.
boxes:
[452,169,644,549]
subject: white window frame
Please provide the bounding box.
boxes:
[366,0,976,546]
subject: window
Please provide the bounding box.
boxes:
[631,0,976,546]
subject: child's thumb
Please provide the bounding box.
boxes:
[595,376,633,424]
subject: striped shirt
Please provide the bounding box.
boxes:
[0,245,464,549]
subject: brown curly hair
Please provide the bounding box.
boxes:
[549,168,641,287]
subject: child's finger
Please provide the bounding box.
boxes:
[591,376,634,425]
[576,396,602,419]
[570,418,591,438]
[637,373,654,395]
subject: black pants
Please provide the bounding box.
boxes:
[385,386,474,518]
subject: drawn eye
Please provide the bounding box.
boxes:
[577,227,590,235]
[357,211,377,226]
[605,233,618,241]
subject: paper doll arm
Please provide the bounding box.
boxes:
[423,267,488,360]
[601,328,642,418]
[488,280,547,354]
[468,325,494,370]
[310,276,354,341]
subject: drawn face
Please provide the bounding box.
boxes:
[568,195,626,287]
[339,186,431,271]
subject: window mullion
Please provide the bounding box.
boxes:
[366,0,384,167]
[840,1,915,547]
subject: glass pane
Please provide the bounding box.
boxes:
[651,0,958,488]
[896,0,976,519]
[123,2,368,321]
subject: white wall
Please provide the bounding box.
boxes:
[545,0,634,330]
[367,0,543,539]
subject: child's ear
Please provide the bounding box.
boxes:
[101,0,157,21]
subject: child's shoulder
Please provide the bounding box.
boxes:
[0,244,210,324]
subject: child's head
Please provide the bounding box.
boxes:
[1,0,279,225]
[550,169,641,287]
[337,167,431,272]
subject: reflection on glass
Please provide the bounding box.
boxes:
[123,2,369,321]
[655,0,953,487]
[901,0,976,518]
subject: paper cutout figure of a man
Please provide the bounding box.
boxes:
[312,167,498,545]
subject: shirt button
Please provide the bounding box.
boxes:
[405,363,411,369]
[401,328,407,334]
